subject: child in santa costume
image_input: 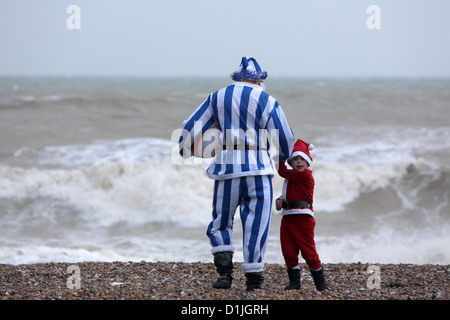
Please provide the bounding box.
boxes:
[276,139,328,291]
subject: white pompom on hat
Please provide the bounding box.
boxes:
[288,139,314,166]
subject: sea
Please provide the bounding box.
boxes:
[0,76,449,265]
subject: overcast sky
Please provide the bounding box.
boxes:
[1,0,449,77]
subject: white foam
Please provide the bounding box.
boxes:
[315,126,450,166]
[2,133,449,265]
[0,162,212,229]
[317,225,450,265]
[14,137,173,169]
[312,159,417,212]
[0,237,214,265]
[5,137,423,227]
[0,245,129,265]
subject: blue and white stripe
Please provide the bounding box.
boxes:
[179,81,295,180]
[206,175,273,273]
[179,81,295,273]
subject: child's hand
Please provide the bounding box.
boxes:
[275,198,283,211]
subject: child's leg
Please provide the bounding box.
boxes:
[292,215,328,291]
[294,215,322,271]
[280,215,300,269]
[280,215,302,290]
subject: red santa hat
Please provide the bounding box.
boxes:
[288,139,314,166]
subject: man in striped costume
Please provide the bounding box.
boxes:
[179,57,295,291]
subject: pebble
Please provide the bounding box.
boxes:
[0,261,448,300]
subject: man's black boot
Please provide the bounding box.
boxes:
[212,252,233,289]
[245,272,267,291]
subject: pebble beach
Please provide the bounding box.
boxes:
[0,261,448,301]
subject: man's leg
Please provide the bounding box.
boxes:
[206,178,240,288]
[240,175,273,290]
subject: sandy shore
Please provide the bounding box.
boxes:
[0,261,448,301]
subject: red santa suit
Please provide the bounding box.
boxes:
[278,139,322,271]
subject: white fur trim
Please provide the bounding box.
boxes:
[242,262,265,273]
[288,151,312,166]
[281,208,314,217]
[211,245,235,254]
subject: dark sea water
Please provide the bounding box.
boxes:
[1,77,449,264]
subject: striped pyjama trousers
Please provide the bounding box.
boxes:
[206,175,273,273]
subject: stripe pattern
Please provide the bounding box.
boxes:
[179,81,295,273]
[206,175,273,273]
[179,82,294,180]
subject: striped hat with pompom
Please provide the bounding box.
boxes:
[231,57,268,81]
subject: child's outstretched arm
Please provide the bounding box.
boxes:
[277,160,312,183]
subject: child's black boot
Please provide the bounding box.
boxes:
[310,268,328,291]
[285,268,301,290]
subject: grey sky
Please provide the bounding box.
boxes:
[1,0,449,77]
